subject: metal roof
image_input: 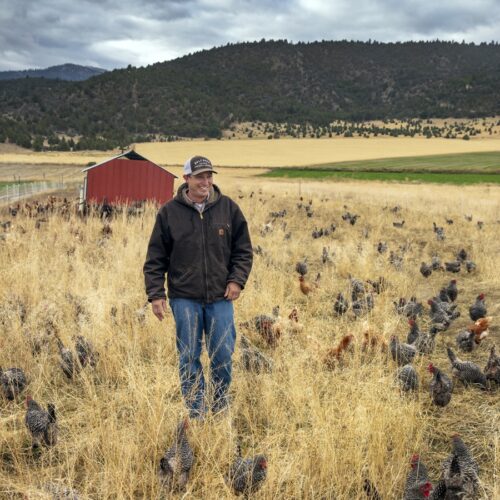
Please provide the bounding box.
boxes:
[81,149,177,177]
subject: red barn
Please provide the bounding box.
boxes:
[82,150,177,205]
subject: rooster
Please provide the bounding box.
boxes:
[428,364,453,407]
[404,454,433,499]
[407,319,420,345]
[159,418,194,492]
[323,334,355,369]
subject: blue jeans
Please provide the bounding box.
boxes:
[169,298,236,418]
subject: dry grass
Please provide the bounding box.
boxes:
[1,136,500,169]
[0,176,499,499]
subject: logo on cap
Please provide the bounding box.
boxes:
[183,156,217,176]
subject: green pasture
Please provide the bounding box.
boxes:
[263,151,500,184]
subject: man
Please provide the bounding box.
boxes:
[144,155,253,419]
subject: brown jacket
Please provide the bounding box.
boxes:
[143,183,253,303]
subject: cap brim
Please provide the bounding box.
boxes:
[191,168,217,175]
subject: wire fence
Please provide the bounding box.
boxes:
[0,181,65,204]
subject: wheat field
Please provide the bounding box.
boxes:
[0,172,499,499]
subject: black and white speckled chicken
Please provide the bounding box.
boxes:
[225,444,268,496]
[390,336,417,366]
[395,297,424,320]
[446,347,487,389]
[440,435,480,499]
[0,366,27,400]
[25,395,58,447]
[74,335,99,368]
[407,319,421,345]
[414,329,439,355]
[431,256,444,271]
[455,330,477,353]
[397,364,419,392]
[333,292,349,316]
[295,259,308,276]
[428,363,453,407]
[456,249,468,262]
[484,345,500,384]
[445,280,458,302]
[420,262,432,278]
[55,334,77,379]
[240,335,273,373]
[158,418,195,492]
[404,454,433,500]
[444,261,461,273]
[469,294,486,321]
[427,300,451,329]
[352,293,374,317]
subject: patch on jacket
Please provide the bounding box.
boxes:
[218,228,224,236]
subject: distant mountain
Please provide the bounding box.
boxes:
[0,63,107,81]
[1,40,500,150]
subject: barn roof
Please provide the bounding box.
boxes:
[82,149,177,177]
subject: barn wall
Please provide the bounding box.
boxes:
[85,159,174,205]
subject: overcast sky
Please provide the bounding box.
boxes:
[1,0,499,71]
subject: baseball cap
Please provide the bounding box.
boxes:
[183,156,218,176]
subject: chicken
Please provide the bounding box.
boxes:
[444,261,461,273]
[397,364,419,392]
[466,317,491,342]
[225,444,267,496]
[240,335,273,374]
[446,347,487,389]
[420,262,432,278]
[295,259,308,276]
[404,454,433,500]
[240,314,282,348]
[377,241,388,254]
[363,478,382,500]
[414,329,438,355]
[445,280,458,302]
[352,294,374,317]
[333,293,349,316]
[323,334,355,369]
[468,294,487,321]
[158,418,195,492]
[441,435,479,499]
[349,277,366,299]
[465,260,476,273]
[455,331,476,353]
[456,249,468,262]
[407,319,420,345]
[367,276,388,294]
[427,300,451,329]
[390,336,417,366]
[362,330,387,353]
[395,297,423,320]
[25,396,58,447]
[431,256,444,271]
[55,334,77,379]
[0,367,27,401]
[484,345,500,384]
[74,335,99,368]
[428,364,453,407]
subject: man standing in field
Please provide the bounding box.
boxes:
[143,156,253,419]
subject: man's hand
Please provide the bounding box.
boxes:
[224,282,242,301]
[151,298,167,321]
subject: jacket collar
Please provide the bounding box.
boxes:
[175,183,221,210]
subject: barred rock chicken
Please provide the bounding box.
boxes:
[414,329,438,355]
[225,444,267,496]
[404,454,433,499]
[390,336,417,366]
[363,478,382,500]
[395,297,423,320]
[397,364,419,392]
[465,260,476,273]
[407,319,421,345]
[25,396,58,447]
[456,249,468,262]
[455,331,477,353]
[445,280,458,302]
[295,259,308,276]
[431,256,444,271]
[55,334,77,379]
[444,261,461,273]
[240,335,273,374]
[352,293,374,317]
[427,300,451,329]
[484,345,500,384]
[468,294,486,321]
[420,262,433,278]
[240,314,282,348]
[441,435,480,499]
[349,277,366,299]
[0,367,27,400]
[428,364,453,407]
[158,418,194,492]
[446,347,487,389]
[367,276,388,295]
[74,335,99,368]
[333,293,349,316]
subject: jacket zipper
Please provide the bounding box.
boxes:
[199,211,209,302]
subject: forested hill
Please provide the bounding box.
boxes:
[1,40,500,150]
[0,64,106,81]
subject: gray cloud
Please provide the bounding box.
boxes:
[0,0,498,71]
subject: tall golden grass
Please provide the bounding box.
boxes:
[0,176,499,499]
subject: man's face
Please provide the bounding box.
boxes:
[184,171,213,202]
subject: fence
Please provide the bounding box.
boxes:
[0,181,65,204]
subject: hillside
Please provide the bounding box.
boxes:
[1,40,500,149]
[0,64,107,82]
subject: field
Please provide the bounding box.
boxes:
[0,174,499,498]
